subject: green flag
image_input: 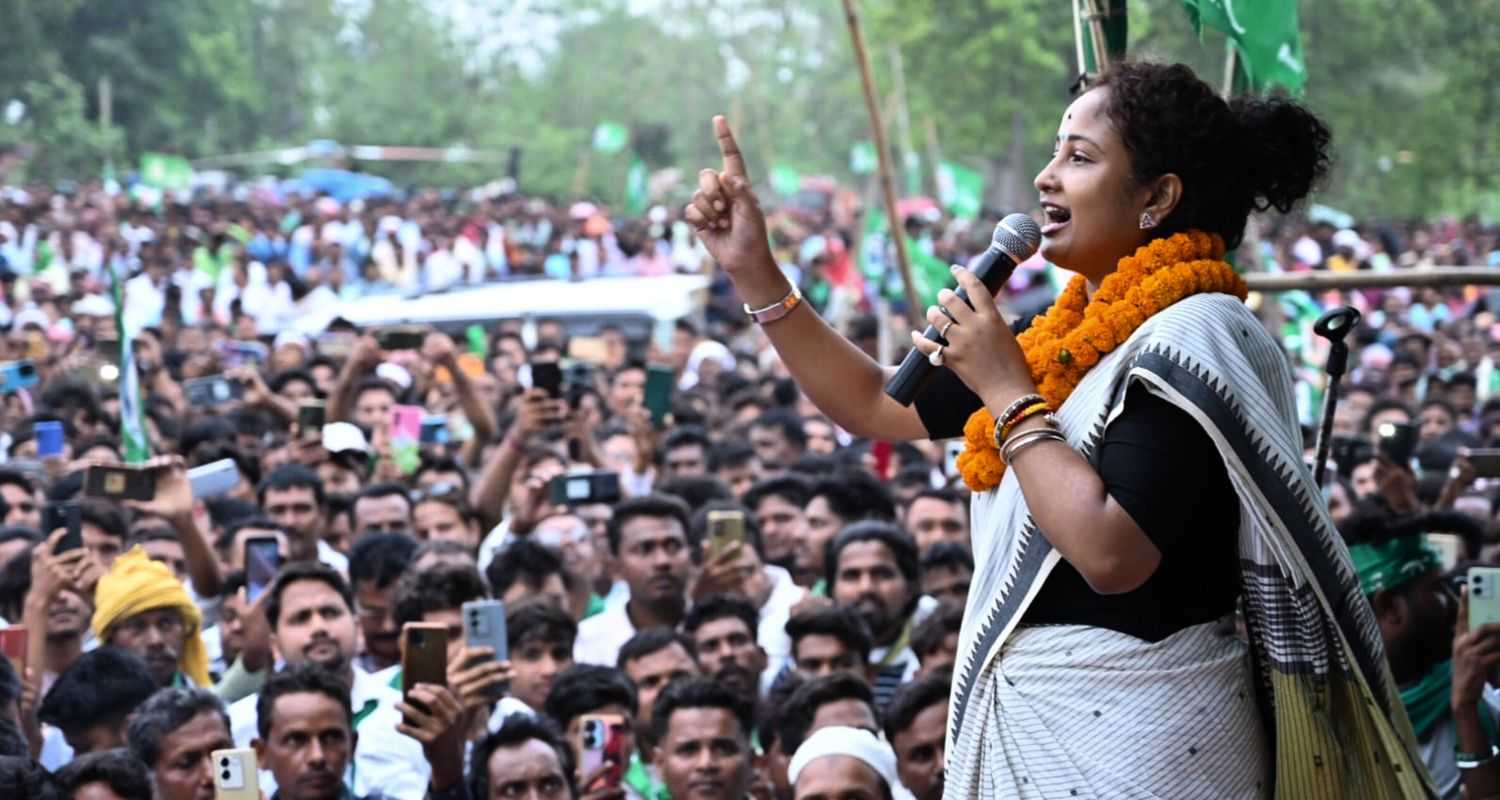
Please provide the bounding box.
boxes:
[1076,0,1129,75]
[936,161,984,220]
[850,141,877,175]
[906,238,954,308]
[769,166,801,197]
[110,272,150,463]
[1180,0,1306,94]
[139,152,193,190]
[592,122,629,154]
[625,158,649,215]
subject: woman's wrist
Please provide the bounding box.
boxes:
[730,256,794,309]
[981,382,1042,422]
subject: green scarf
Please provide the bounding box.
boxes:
[1350,534,1440,595]
[1399,660,1453,740]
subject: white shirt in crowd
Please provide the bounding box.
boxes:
[228,665,430,800]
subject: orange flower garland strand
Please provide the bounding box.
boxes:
[955,230,1247,492]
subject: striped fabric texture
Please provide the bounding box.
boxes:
[946,294,1434,799]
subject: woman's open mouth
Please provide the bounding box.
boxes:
[1041,202,1071,236]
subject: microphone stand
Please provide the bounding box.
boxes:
[1311,306,1360,489]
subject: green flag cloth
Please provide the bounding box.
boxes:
[1349,534,1438,595]
[466,325,488,357]
[110,271,151,463]
[769,166,801,197]
[592,122,629,154]
[906,238,954,308]
[936,161,983,220]
[625,158,649,215]
[139,152,193,190]
[1180,0,1306,94]
[1077,0,1129,75]
[850,141,877,175]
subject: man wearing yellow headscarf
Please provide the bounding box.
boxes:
[91,546,211,688]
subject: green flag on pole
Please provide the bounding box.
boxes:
[850,141,877,175]
[625,158,649,215]
[139,152,193,190]
[592,123,629,154]
[769,166,801,197]
[906,238,954,308]
[110,272,151,463]
[936,161,984,220]
[1075,0,1129,75]
[1180,0,1306,94]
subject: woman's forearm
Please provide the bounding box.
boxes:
[738,261,926,442]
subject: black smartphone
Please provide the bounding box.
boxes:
[43,503,82,553]
[1378,422,1418,465]
[244,536,282,604]
[530,361,563,399]
[183,376,246,407]
[643,364,674,428]
[548,471,622,506]
[297,402,326,441]
[375,327,427,351]
[83,464,157,501]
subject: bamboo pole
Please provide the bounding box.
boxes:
[1245,268,1500,293]
[841,0,922,329]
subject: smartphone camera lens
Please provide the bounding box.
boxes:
[220,757,230,767]
[222,770,231,780]
[411,631,425,647]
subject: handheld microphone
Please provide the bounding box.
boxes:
[884,213,1042,407]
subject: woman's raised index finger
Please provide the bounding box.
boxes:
[713,116,746,178]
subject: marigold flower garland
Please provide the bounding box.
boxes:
[955,230,1247,492]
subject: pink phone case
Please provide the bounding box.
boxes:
[390,405,424,441]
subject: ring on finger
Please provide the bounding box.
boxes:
[937,304,956,322]
[939,320,955,339]
[928,346,945,367]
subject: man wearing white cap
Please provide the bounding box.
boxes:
[790,726,913,800]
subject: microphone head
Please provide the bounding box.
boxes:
[993,214,1042,262]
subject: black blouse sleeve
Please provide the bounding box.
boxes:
[912,319,1030,440]
[1094,384,1238,553]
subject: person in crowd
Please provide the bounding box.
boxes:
[411,485,483,550]
[351,484,414,538]
[126,688,235,800]
[258,466,345,570]
[825,522,931,708]
[774,674,880,760]
[574,496,694,666]
[712,442,760,500]
[650,679,756,800]
[618,628,701,739]
[798,473,896,593]
[918,543,972,609]
[543,664,659,800]
[227,561,430,799]
[882,676,950,800]
[660,427,713,481]
[787,727,902,800]
[391,562,509,715]
[468,714,578,800]
[0,755,63,798]
[92,547,212,688]
[742,476,810,573]
[13,533,94,686]
[505,600,578,714]
[747,410,807,471]
[349,532,418,676]
[485,538,575,615]
[909,603,963,679]
[530,513,608,620]
[785,605,873,681]
[901,489,969,555]
[682,595,766,708]
[53,748,153,800]
[37,648,158,762]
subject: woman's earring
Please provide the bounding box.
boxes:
[1139,211,1157,230]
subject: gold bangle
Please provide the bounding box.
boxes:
[1000,402,1051,440]
[996,393,1045,430]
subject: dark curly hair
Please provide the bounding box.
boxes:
[1094,62,1331,248]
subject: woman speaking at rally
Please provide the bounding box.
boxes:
[686,61,1433,797]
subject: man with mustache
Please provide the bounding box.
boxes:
[825,522,933,711]
[94,547,211,689]
[651,679,756,800]
[226,562,430,799]
[683,595,766,709]
[254,665,366,800]
[574,495,695,667]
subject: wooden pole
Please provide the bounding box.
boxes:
[1083,0,1112,75]
[888,45,919,195]
[1221,39,1240,98]
[841,0,922,329]
[1245,267,1500,293]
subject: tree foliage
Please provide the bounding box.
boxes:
[0,0,1494,218]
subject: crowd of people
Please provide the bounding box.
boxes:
[0,175,1494,800]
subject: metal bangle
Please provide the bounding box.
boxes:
[1002,428,1066,464]
[1456,745,1500,770]
[996,393,1046,430]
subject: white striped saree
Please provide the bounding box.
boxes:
[945,294,1434,799]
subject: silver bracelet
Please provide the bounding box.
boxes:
[1002,428,1067,464]
[1456,745,1500,770]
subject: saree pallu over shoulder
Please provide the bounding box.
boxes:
[945,293,1435,799]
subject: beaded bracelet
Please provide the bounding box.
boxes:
[1001,427,1067,464]
[1456,745,1500,770]
[995,393,1045,432]
[1000,401,1051,440]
